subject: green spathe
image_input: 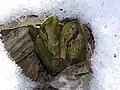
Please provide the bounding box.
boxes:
[29,16,89,75]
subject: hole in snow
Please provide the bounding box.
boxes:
[0,14,95,90]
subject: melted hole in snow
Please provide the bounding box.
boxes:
[0,15,95,90]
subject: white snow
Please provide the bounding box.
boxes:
[0,0,120,90]
[0,39,37,90]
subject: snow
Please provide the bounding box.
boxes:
[0,0,120,90]
[0,39,37,90]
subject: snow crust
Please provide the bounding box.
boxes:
[0,0,120,90]
[0,40,37,90]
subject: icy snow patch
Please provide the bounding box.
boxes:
[0,39,36,90]
[0,0,120,90]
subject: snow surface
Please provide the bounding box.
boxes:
[0,39,37,90]
[0,0,120,90]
